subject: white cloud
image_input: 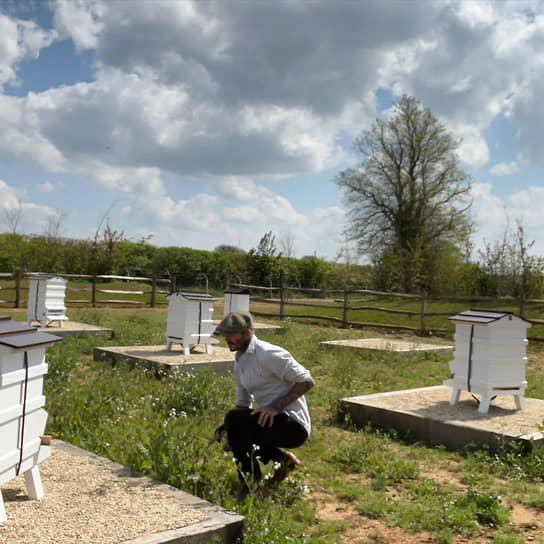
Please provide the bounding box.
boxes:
[222,181,307,227]
[0,179,62,234]
[0,178,20,209]
[381,3,541,170]
[490,152,527,176]
[490,161,520,176]
[470,182,544,258]
[471,183,506,224]
[3,1,544,260]
[53,0,105,51]
[300,205,346,258]
[454,125,490,168]
[0,13,57,88]
[38,181,55,192]
[508,186,544,217]
[214,177,257,202]
[7,1,540,186]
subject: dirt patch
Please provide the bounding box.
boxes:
[308,487,544,544]
[309,491,435,543]
[307,443,544,543]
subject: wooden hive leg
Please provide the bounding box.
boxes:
[449,388,461,406]
[478,395,492,414]
[206,344,213,354]
[514,394,525,411]
[24,465,44,500]
[0,492,6,523]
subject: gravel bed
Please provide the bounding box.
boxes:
[0,442,208,544]
[320,338,453,352]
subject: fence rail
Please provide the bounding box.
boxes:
[233,279,544,337]
[0,271,173,308]
[2,271,543,338]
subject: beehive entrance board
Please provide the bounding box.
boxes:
[0,316,62,523]
[444,309,531,414]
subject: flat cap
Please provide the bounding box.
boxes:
[214,311,254,336]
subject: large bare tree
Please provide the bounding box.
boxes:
[335,95,472,292]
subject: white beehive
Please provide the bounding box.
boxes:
[443,309,531,414]
[27,275,69,328]
[223,287,250,317]
[166,292,218,355]
[0,316,62,522]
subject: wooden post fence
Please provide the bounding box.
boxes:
[14,269,21,309]
[419,292,427,335]
[150,276,157,308]
[169,276,176,294]
[91,275,97,307]
[342,287,349,328]
[279,270,285,320]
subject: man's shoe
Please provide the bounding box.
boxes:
[214,424,232,451]
[271,451,300,482]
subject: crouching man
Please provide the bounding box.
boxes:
[214,311,315,500]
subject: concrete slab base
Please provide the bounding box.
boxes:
[321,338,453,352]
[339,385,544,451]
[30,320,114,339]
[94,344,235,375]
[0,440,243,544]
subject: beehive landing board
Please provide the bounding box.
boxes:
[0,440,243,544]
[94,344,235,375]
[339,385,544,451]
[320,338,453,352]
[32,320,114,339]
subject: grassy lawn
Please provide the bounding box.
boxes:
[6,305,544,543]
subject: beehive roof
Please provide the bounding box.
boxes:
[449,309,530,325]
[224,287,250,295]
[167,291,216,301]
[0,316,62,348]
[28,274,66,282]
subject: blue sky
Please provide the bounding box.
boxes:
[1,1,544,262]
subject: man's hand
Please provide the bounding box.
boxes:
[251,405,279,427]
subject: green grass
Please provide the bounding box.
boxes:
[5,276,544,339]
[8,306,544,543]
